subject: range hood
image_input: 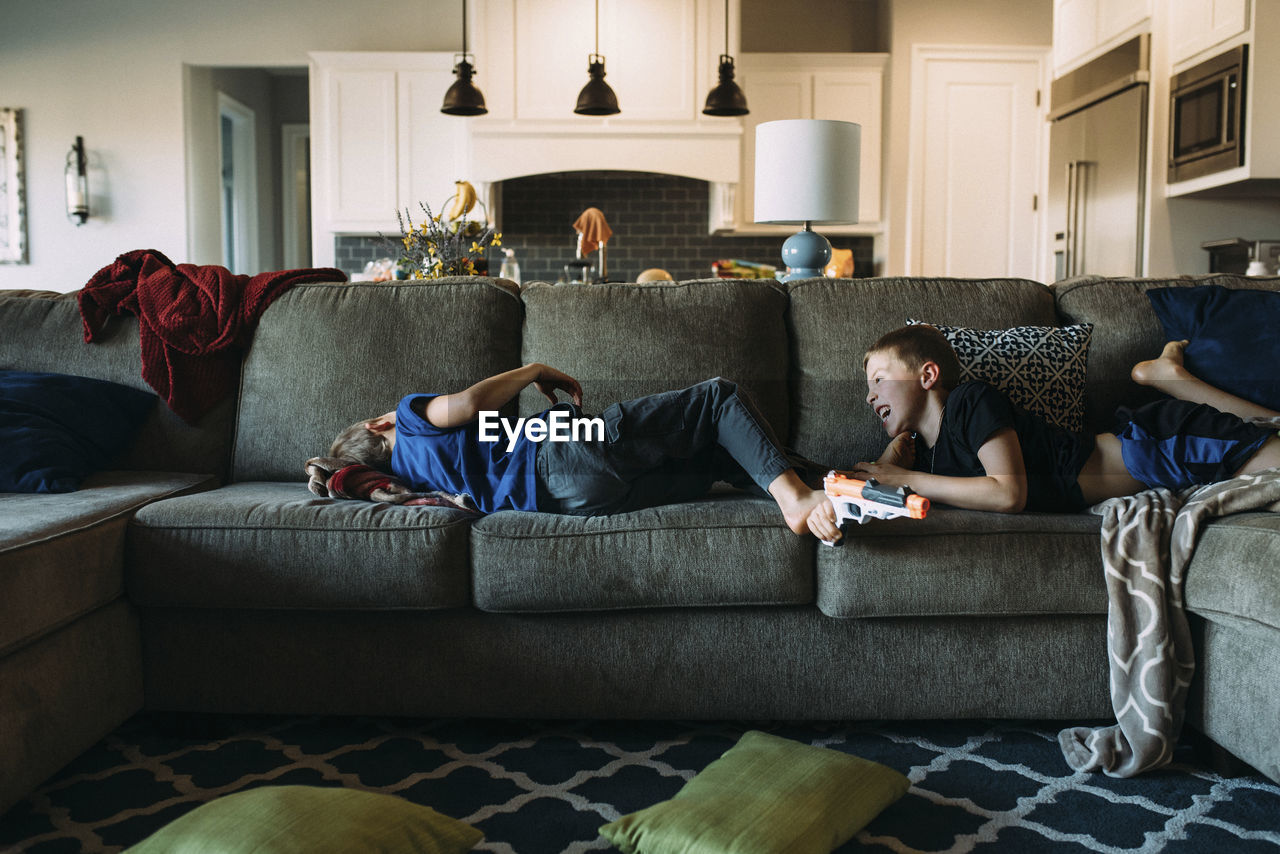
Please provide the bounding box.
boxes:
[467,122,742,185]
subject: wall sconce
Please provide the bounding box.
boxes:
[65,136,88,225]
[441,0,488,116]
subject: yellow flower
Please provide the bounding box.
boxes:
[402,237,411,248]
[470,241,482,253]
[491,234,502,247]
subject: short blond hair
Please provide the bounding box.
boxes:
[329,420,392,470]
[864,325,962,390]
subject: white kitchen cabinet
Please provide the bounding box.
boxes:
[733,54,885,232]
[1168,0,1249,66]
[310,52,467,264]
[1053,0,1151,74]
[473,0,727,122]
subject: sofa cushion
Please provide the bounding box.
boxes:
[232,279,523,482]
[1186,513,1280,633]
[127,482,475,610]
[816,507,1106,618]
[519,279,792,443]
[1147,285,1280,412]
[1051,275,1280,434]
[787,277,1056,470]
[470,495,813,612]
[0,370,156,493]
[0,291,235,478]
[0,471,215,655]
[904,321,1093,432]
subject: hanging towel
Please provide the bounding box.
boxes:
[572,207,613,254]
[78,249,345,424]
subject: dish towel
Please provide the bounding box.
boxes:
[78,249,345,424]
[572,207,613,254]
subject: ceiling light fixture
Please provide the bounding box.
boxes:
[441,0,488,116]
[702,0,748,116]
[574,0,620,116]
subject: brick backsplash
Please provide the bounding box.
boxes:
[335,171,873,283]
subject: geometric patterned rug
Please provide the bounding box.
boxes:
[3,715,1279,853]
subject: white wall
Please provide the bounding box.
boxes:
[0,0,460,291]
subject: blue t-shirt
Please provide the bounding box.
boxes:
[391,394,543,513]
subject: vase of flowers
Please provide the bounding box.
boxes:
[381,182,502,279]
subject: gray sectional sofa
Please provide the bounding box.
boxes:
[2,274,1277,816]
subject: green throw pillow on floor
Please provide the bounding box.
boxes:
[124,785,482,853]
[599,730,909,854]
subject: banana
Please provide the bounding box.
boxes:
[446,180,478,221]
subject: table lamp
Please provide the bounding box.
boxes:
[753,119,860,281]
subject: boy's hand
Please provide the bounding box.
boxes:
[533,364,584,407]
[850,460,910,487]
[806,496,841,543]
[879,431,916,469]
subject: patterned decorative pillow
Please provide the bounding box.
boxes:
[906,320,1093,433]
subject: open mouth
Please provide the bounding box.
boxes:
[876,405,890,422]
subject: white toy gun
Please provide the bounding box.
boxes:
[821,471,929,546]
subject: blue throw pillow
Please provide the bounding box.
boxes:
[1146,286,1280,412]
[0,370,156,493]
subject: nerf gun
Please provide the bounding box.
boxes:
[822,471,929,546]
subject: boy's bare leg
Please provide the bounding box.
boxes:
[1077,433,1148,505]
[769,470,831,536]
[1132,340,1280,419]
[1236,436,1280,478]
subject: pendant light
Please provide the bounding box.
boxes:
[702,0,748,116]
[441,0,488,116]
[574,0,620,116]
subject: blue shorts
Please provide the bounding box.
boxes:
[1115,399,1273,490]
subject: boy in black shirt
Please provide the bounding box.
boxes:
[837,325,1280,520]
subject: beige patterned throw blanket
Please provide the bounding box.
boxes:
[1060,447,1280,777]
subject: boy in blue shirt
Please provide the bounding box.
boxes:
[328,363,837,538]
[842,325,1280,519]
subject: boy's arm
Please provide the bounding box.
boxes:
[423,363,583,429]
[853,427,1028,513]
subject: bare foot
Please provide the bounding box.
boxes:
[1131,340,1192,387]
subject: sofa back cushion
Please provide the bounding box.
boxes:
[232,279,524,482]
[1052,275,1280,434]
[0,291,234,478]
[787,277,1056,469]
[520,279,792,440]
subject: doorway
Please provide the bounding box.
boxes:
[905,46,1047,279]
[218,93,258,274]
[184,65,310,272]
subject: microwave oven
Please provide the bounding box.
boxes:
[1168,45,1247,183]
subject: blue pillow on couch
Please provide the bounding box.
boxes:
[1146,285,1280,412]
[0,370,156,493]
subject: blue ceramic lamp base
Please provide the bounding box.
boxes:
[778,224,832,281]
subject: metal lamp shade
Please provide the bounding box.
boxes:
[574,56,620,116]
[754,119,861,225]
[703,56,749,116]
[441,59,488,116]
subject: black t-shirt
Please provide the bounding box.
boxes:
[916,381,1096,512]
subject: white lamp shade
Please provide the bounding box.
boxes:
[753,119,860,225]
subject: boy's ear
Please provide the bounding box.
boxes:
[366,416,395,434]
[919,360,941,390]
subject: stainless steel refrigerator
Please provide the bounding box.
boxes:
[1048,36,1150,280]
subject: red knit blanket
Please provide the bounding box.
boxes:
[78,249,345,423]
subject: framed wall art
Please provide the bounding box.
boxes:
[1,107,29,264]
